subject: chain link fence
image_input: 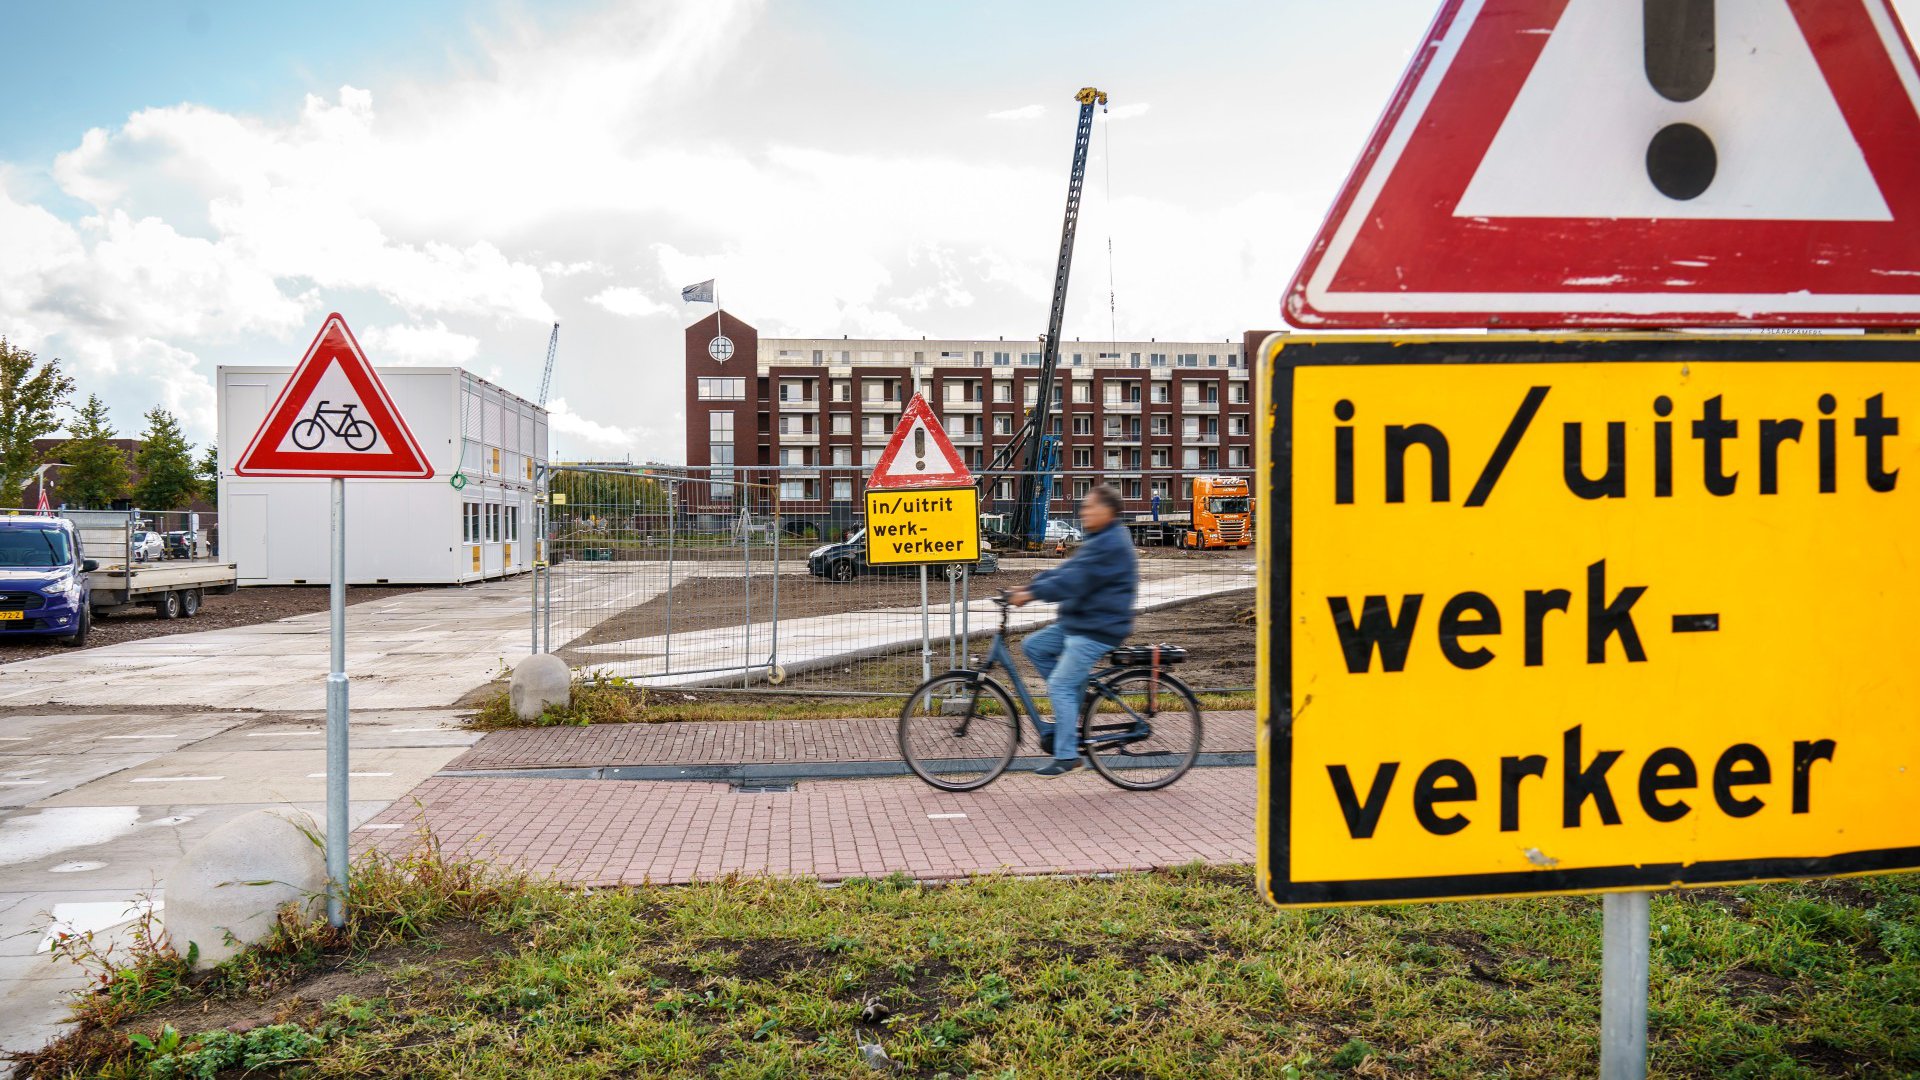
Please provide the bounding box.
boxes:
[529,465,1257,696]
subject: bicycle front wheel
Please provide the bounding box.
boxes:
[898,673,1020,791]
[1081,669,1203,791]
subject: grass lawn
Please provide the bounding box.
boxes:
[16,851,1917,1079]
[465,676,1256,729]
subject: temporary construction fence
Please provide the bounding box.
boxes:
[529,465,1258,696]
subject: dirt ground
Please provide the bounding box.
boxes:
[0,585,428,663]
[559,569,1045,662]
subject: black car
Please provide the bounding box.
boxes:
[807,528,998,582]
[163,531,195,559]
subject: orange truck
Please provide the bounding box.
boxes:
[1125,476,1254,549]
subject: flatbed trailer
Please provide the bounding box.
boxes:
[64,511,239,619]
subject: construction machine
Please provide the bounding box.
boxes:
[983,87,1106,550]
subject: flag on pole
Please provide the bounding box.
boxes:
[680,280,715,304]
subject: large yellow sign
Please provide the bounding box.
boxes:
[1258,335,1920,906]
[864,486,980,566]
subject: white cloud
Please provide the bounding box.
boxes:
[1104,102,1151,121]
[543,396,640,455]
[587,286,670,319]
[359,321,480,366]
[986,104,1045,121]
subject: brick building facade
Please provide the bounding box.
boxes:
[683,311,1257,517]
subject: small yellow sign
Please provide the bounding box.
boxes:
[1258,334,1920,906]
[863,486,980,565]
[551,493,568,506]
[471,545,482,572]
[491,448,501,474]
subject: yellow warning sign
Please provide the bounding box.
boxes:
[1258,334,1920,906]
[863,487,980,566]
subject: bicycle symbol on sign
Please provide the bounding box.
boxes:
[291,400,378,451]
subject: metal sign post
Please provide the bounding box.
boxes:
[325,478,349,928]
[1601,892,1651,1080]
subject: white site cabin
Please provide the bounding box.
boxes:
[217,366,549,585]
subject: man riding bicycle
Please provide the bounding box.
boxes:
[1009,484,1138,776]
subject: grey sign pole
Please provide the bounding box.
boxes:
[325,477,350,929]
[919,564,931,683]
[1600,890,1651,1080]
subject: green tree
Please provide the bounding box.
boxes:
[132,408,198,510]
[195,442,219,503]
[58,394,132,508]
[0,338,76,505]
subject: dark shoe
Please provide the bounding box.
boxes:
[1038,731,1055,756]
[1035,760,1081,777]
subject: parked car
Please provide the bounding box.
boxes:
[163,530,196,559]
[0,517,97,646]
[808,529,998,582]
[1043,519,1083,544]
[131,529,164,562]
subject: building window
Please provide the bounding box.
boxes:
[781,481,806,501]
[833,380,851,402]
[486,503,501,543]
[1183,417,1201,440]
[1154,384,1171,404]
[995,480,1012,501]
[1229,351,1242,368]
[779,448,808,466]
[864,416,889,436]
[1072,415,1093,435]
[1130,352,1141,367]
[1178,353,1199,367]
[1124,479,1142,499]
[1208,354,1219,367]
[1151,353,1167,367]
[1230,415,1249,436]
[505,505,519,542]
[994,351,1011,366]
[1150,479,1170,500]
[710,412,735,502]
[1073,383,1092,403]
[1183,448,1201,470]
[832,479,852,500]
[813,349,823,364]
[1153,415,1171,436]
[1021,351,1042,366]
[1230,447,1250,468]
[994,381,1013,403]
[832,414,852,435]
[697,377,745,400]
[462,502,480,543]
[994,415,1014,436]
[1073,478,1092,499]
[973,351,984,366]
[1073,448,1091,468]
[1151,448,1170,468]
[1231,383,1249,404]
[831,446,852,466]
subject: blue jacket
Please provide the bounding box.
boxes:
[1028,522,1137,645]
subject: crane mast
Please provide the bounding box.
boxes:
[536,323,560,407]
[989,86,1105,549]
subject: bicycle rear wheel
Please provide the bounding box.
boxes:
[898,673,1020,791]
[1081,669,1203,791]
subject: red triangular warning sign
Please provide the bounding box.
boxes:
[867,393,972,489]
[1286,0,1920,329]
[233,314,434,479]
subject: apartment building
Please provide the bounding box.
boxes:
[683,311,1257,516]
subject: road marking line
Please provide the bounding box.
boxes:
[0,780,48,786]
[0,736,29,741]
[130,776,224,783]
[306,772,394,778]
[244,731,322,737]
[928,813,969,820]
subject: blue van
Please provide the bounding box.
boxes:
[0,517,97,646]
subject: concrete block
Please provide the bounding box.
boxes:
[162,809,326,968]
[510,653,571,721]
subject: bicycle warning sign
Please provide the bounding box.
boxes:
[234,313,433,479]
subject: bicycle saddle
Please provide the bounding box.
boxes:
[1107,644,1188,666]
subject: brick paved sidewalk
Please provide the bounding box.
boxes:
[358,768,1255,885]
[447,710,1256,772]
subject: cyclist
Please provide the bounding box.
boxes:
[1009,484,1138,776]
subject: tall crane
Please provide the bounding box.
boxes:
[536,322,560,407]
[986,86,1106,549]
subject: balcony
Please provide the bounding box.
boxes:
[776,397,819,411]
[1104,400,1142,414]
[950,431,983,445]
[777,429,820,445]
[941,399,983,413]
[1183,400,1220,414]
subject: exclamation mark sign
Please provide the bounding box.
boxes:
[1644,0,1717,200]
[913,426,928,471]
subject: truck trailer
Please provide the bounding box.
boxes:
[1125,475,1254,549]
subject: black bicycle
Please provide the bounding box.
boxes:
[898,590,1204,791]
[291,400,377,451]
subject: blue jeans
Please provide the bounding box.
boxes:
[1020,623,1110,761]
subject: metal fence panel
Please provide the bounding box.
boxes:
[533,466,1255,695]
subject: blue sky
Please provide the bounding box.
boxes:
[3,0,1911,461]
